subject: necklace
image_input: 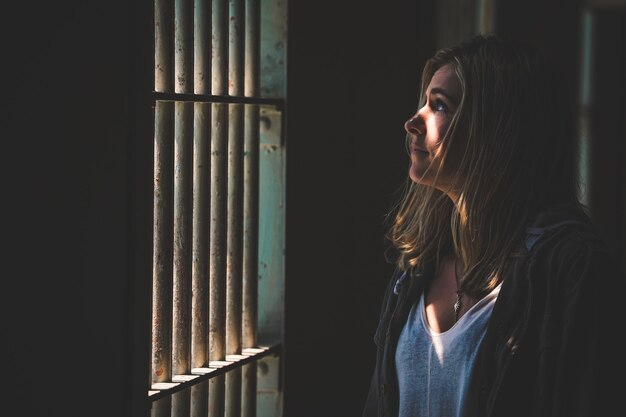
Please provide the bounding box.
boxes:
[453,257,462,322]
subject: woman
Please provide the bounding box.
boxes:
[363,34,625,417]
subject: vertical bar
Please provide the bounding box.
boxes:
[194,0,211,95]
[209,101,228,417]
[152,396,173,417]
[241,361,257,417]
[213,0,229,95]
[192,1,211,415]
[192,0,212,372]
[243,0,259,348]
[226,106,244,417]
[229,0,245,97]
[190,382,208,417]
[210,1,229,416]
[578,9,594,208]
[152,101,174,388]
[172,101,193,417]
[226,0,245,416]
[176,0,194,94]
[477,0,494,34]
[242,2,260,415]
[172,0,194,415]
[155,0,173,92]
[191,102,210,417]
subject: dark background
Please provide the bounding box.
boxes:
[1,1,624,417]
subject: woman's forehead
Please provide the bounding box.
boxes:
[428,63,462,101]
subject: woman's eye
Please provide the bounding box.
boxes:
[432,100,448,113]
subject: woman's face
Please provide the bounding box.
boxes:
[404,63,463,196]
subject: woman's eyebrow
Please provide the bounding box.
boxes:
[430,87,459,106]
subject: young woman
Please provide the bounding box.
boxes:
[363,34,625,417]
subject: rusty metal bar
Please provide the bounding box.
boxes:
[243,0,259,349]
[241,363,257,417]
[155,0,173,92]
[242,2,260,415]
[209,1,229,416]
[226,0,245,414]
[226,8,245,360]
[191,102,210,417]
[212,0,229,95]
[229,0,245,97]
[171,390,189,417]
[244,0,259,98]
[175,0,193,94]
[194,0,211,95]
[209,104,228,361]
[152,101,174,387]
[172,6,193,416]
[242,101,259,417]
[172,107,193,373]
[209,101,228,417]
[190,382,208,417]
[226,106,244,417]
[242,106,259,343]
[225,368,242,417]
[152,396,172,417]
[209,375,225,417]
[150,345,276,401]
[152,92,284,107]
[172,101,193,417]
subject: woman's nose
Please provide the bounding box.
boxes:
[404,113,424,136]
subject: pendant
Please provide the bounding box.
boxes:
[453,293,461,320]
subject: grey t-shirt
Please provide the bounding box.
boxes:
[395,283,501,417]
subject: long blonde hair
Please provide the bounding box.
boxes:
[387,34,581,297]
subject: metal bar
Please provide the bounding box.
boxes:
[190,381,208,417]
[209,2,229,415]
[152,101,174,386]
[244,0,259,98]
[155,0,173,92]
[152,395,172,417]
[226,3,245,413]
[243,0,259,349]
[225,369,242,417]
[229,0,245,97]
[194,0,211,95]
[226,106,244,417]
[243,4,260,414]
[172,102,193,417]
[209,101,228,417]
[175,0,193,94]
[191,102,210,417]
[241,363,257,417]
[152,92,284,107]
[149,345,278,402]
[209,105,228,351]
[242,104,259,349]
[477,0,494,34]
[226,118,244,415]
[242,102,259,417]
[578,9,594,207]
[171,390,190,417]
[212,0,229,95]
[209,375,225,417]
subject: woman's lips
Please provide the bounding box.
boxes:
[411,144,428,154]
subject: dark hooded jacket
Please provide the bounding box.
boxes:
[363,205,626,417]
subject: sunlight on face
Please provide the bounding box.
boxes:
[404,64,463,199]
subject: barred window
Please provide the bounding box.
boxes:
[148,0,285,416]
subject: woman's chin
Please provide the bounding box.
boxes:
[409,165,428,184]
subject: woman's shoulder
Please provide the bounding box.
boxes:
[525,203,603,252]
[526,203,624,291]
